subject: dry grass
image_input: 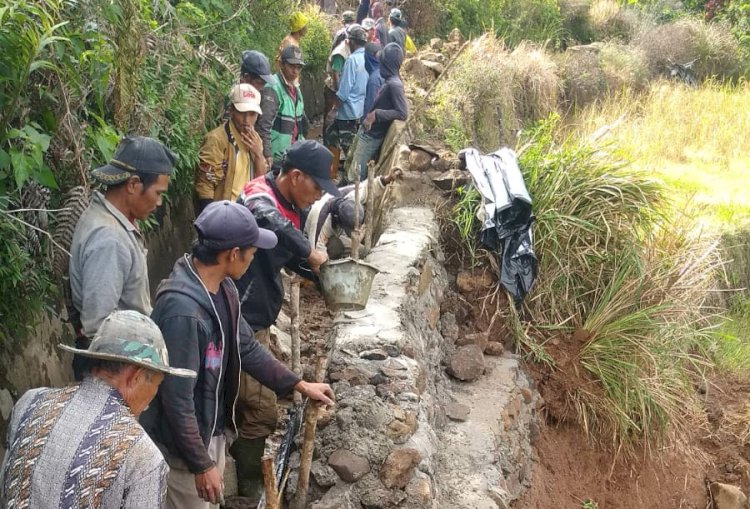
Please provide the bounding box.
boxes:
[634,18,745,80]
[589,0,639,42]
[425,33,560,151]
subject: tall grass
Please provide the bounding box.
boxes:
[571,81,750,227]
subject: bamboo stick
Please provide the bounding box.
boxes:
[291,359,327,509]
[363,161,376,255]
[290,279,302,405]
[351,173,361,260]
[262,456,279,509]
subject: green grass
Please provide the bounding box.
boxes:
[571,81,750,230]
[713,298,750,374]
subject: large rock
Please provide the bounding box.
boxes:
[380,448,422,489]
[456,270,495,294]
[456,331,489,352]
[447,345,485,382]
[312,460,338,488]
[445,402,471,422]
[484,341,505,356]
[710,483,750,509]
[440,312,459,343]
[409,148,433,172]
[402,58,436,89]
[328,449,371,483]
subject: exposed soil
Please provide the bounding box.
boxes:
[435,197,750,509]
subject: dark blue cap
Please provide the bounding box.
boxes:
[283,140,340,196]
[194,200,277,251]
[241,50,273,83]
[91,136,176,185]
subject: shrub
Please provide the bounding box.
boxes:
[588,0,640,42]
[560,48,607,108]
[635,18,745,80]
[599,43,650,92]
[560,0,597,44]
[424,34,560,152]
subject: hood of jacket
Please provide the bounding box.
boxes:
[155,254,234,316]
[380,42,403,80]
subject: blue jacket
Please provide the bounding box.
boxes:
[336,47,368,121]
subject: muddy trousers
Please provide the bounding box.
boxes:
[231,327,278,498]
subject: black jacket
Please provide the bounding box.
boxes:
[237,174,315,330]
[368,43,408,138]
[141,255,301,473]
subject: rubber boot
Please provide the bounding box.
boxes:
[230,436,267,501]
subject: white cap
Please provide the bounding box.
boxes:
[229,83,262,114]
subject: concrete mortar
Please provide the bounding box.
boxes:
[306,206,540,509]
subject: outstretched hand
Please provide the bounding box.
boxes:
[295,380,336,407]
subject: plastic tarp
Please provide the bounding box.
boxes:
[460,147,537,305]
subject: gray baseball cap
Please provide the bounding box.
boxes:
[59,310,196,378]
[91,136,177,186]
[194,200,277,251]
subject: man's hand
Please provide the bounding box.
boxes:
[384,167,403,185]
[195,466,223,504]
[308,249,328,273]
[240,127,263,158]
[295,380,336,407]
[363,111,376,131]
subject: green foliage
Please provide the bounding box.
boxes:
[0,199,55,343]
[0,0,333,343]
[450,185,482,266]
[440,0,564,46]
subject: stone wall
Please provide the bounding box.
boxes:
[295,206,540,509]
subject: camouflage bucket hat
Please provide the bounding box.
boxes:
[59,310,196,378]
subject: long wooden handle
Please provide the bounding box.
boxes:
[262,456,279,509]
[291,359,327,509]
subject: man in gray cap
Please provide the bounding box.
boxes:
[68,135,176,381]
[0,310,195,509]
[142,201,334,508]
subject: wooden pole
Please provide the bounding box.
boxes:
[262,456,279,509]
[351,174,361,261]
[290,279,302,405]
[291,359,327,509]
[363,160,376,255]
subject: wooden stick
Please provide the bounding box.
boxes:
[363,160,376,255]
[290,279,302,405]
[351,173,361,260]
[262,456,279,509]
[291,359,327,509]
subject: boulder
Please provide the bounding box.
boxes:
[380,448,422,489]
[447,345,485,382]
[360,348,389,361]
[710,483,750,509]
[456,269,495,294]
[312,460,338,488]
[484,341,505,356]
[408,148,433,172]
[419,51,446,65]
[445,402,471,422]
[328,449,371,483]
[433,169,471,191]
[429,38,443,51]
[402,58,435,89]
[456,331,489,351]
[440,313,459,342]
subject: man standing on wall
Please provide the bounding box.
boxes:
[275,11,309,72]
[325,24,369,180]
[68,136,175,381]
[195,83,266,214]
[232,140,339,499]
[142,201,334,508]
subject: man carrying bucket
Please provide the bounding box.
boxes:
[232,139,339,499]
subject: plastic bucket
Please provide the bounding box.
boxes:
[319,258,380,311]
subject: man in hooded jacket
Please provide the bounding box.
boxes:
[348,42,408,181]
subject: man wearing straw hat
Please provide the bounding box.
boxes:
[0,310,196,509]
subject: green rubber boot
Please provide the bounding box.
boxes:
[230,437,267,501]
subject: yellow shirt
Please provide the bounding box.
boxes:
[229,122,252,202]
